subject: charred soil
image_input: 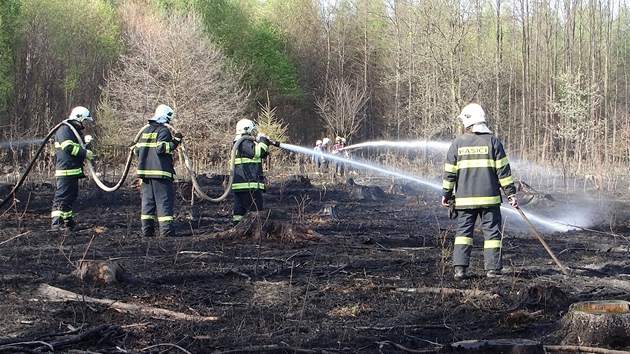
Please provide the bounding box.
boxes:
[0,172,629,353]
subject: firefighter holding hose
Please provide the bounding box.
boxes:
[441,103,518,281]
[133,104,181,237]
[231,119,272,224]
[50,106,95,231]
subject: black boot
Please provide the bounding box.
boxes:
[51,217,64,231]
[141,220,155,237]
[65,218,76,230]
[159,222,174,237]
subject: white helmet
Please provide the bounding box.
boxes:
[154,104,175,121]
[322,138,330,145]
[68,106,92,122]
[316,140,322,146]
[457,103,486,128]
[236,119,257,135]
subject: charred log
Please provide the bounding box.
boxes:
[441,339,545,354]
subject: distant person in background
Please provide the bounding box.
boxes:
[332,136,347,176]
[441,103,518,281]
[51,106,95,231]
[313,139,323,173]
[134,104,181,237]
[321,137,330,173]
[231,119,271,224]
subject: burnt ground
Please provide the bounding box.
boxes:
[1,169,630,353]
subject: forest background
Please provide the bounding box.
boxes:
[0,0,628,186]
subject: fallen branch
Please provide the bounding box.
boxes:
[377,340,440,353]
[395,287,495,298]
[210,344,341,353]
[141,343,192,353]
[545,345,630,354]
[0,231,31,247]
[37,283,217,321]
[0,324,117,353]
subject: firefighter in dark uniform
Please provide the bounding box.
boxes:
[51,106,95,230]
[441,103,518,281]
[232,119,270,224]
[133,104,182,237]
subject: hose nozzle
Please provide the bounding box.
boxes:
[271,140,281,147]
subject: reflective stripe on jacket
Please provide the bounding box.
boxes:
[54,121,88,178]
[134,123,178,180]
[232,138,268,191]
[442,132,516,209]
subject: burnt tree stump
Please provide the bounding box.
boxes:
[442,339,544,354]
[221,212,324,243]
[560,300,630,348]
[317,204,338,220]
[73,261,132,283]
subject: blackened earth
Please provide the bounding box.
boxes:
[0,172,629,353]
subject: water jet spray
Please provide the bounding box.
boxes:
[276,142,573,233]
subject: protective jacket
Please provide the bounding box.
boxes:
[134,122,178,180]
[442,132,516,209]
[232,136,269,191]
[54,121,89,178]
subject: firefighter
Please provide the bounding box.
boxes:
[313,140,323,172]
[232,119,270,224]
[441,103,518,281]
[133,104,181,237]
[332,136,346,176]
[321,137,330,172]
[50,106,95,231]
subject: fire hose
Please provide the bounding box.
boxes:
[163,123,280,203]
[0,120,280,210]
[516,206,569,276]
[0,121,148,209]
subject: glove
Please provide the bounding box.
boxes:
[442,196,458,219]
[508,194,518,208]
[257,133,270,144]
[84,135,93,144]
[173,132,183,142]
[86,150,94,160]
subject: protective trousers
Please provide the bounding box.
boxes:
[335,162,344,176]
[140,178,175,237]
[233,190,263,223]
[452,207,503,271]
[51,177,79,228]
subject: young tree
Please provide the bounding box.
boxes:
[316,78,368,139]
[101,1,248,167]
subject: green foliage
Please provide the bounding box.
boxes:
[23,0,121,88]
[147,0,195,13]
[0,0,20,124]
[194,0,248,55]
[240,19,303,100]
[195,0,304,101]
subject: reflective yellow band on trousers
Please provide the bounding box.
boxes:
[484,239,502,249]
[454,236,473,245]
